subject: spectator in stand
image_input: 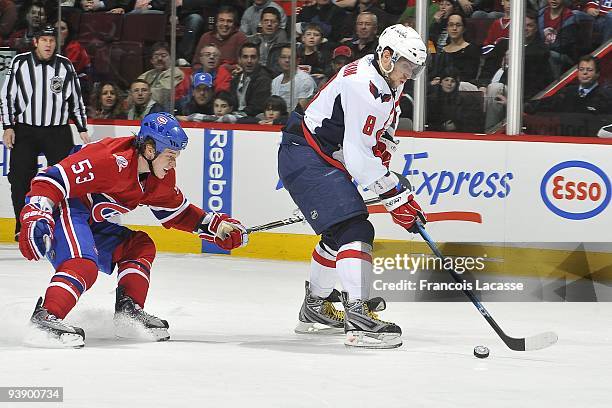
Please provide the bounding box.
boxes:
[472,0,505,18]
[8,2,46,52]
[175,72,216,121]
[538,0,578,78]
[479,0,511,85]
[240,0,287,36]
[573,0,612,42]
[87,82,127,119]
[137,42,185,110]
[238,95,288,125]
[230,42,272,116]
[427,67,483,132]
[339,0,394,38]
[192,6,247,67]
[271,44,317,111]
[522,10,555,99]
[0,0,17,41]
[329,45,352,75]
[247,6,288,67]
[481,12,554,129]
[296,0,347,42]
[429,13,480,86]
[348,11,378,60]
[481,0,510,56]
[525,55,611,115]
[296,23,330,84]
[429,0,456,53]
[54,17,91,96]
[192,91,246,123]
[127,80,164,120]
[192,45,233,93]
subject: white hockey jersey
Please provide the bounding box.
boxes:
[302,54,403,188]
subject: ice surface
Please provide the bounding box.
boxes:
[1,244,611,408]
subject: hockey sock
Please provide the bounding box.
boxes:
[309,242,338,298]
[112,231,156,308]
[336,241,373,301]
[44,258,98,319]
[117,260,151,308]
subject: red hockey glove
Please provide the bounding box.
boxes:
[381,189,427,233]
[195,212,248,250]
[19,197,56,260]
[372,132,398,169]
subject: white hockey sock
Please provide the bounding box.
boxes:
[336,241,372,301]
[309,243,338,298]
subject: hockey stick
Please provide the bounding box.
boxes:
[246,197,382,233]
[416,223,558,351]
[247,171,411,233]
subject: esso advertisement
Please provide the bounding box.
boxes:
[202,129,233,253]
[540,160,611,220]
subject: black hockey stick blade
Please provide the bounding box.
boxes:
[416,223,558,351]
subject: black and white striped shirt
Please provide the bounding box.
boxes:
[0,52,87,131]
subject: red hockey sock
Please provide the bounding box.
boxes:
[117,261,151,308]
[43,258,98,319]
[112,231,156,308]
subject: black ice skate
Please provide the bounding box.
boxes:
[28,297,85,348]
[341,292,402,349]
[295,281,345,334]
[114,286,170,341]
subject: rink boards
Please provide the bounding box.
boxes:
[0,123,611,273]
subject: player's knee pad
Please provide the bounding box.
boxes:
[56,258,99,292]
[113,231,156,266]
[326,214,375,248]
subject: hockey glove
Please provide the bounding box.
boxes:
[372,132,398,169]
[196,212,249,250]
[19,197,56,261]
[381,189,427,233]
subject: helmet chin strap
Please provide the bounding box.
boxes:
[377,50,396,86]
[139,146,160,178]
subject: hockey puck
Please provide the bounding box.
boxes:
[473,346,489,358]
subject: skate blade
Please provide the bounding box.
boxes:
[24,327,84,349]
[294,321,344,335]
[114,317,170,342]
[344,331,402,349]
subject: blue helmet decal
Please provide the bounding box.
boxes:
[137,112,188,154]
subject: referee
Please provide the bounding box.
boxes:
[1,25,90,241]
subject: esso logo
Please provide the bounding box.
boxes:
[540,161,611,220]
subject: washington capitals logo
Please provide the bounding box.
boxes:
[113,154,128,172]
[369,81,392,102]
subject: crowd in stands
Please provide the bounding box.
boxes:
[1,0,610,135]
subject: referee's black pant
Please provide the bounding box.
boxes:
[8,123,74,235]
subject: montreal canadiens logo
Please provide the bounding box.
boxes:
[92,202,131,222]
[540,160,611,220]
[157,116,168,125]
[113,154,128,172]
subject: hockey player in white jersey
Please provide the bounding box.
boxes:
[278,24,428,349]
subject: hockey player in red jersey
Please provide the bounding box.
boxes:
[18,112,248,347]
[278,25,428,349]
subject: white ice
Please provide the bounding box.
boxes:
[1,244,611,408]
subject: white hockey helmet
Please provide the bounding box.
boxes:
[376,24,427,78]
